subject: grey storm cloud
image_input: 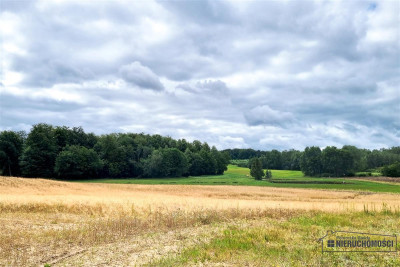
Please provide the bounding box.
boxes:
[244,105,295,127]
[1,0,399,150]
[119,62,165,91]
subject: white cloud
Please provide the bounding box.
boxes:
[218,136,248,149]
[244,105,295,127]
[0,0,399,150]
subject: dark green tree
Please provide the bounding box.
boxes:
[250,158,264,180]
[9,123,229,179]
[300,146,322,176]
[321,146,353,177]
[342,145,368,172]
[142,149,164,177]
[94,134,127,177]
[142,148,188,177]
[54,126,98,153]
[117,134,142,177]
[0,131,25,176]
[185,148,206,176]
[281,149,302,170]
[161,148,189,177]
[192,140,203,152]
[54,145,103,179]
[200,148,217,175]
[177,139,189,152]
[20,124,57,178]
[54,126,70,153]
[211,146,229,175]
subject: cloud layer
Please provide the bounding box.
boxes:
[1,0,399,150]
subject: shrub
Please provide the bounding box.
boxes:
[265,170,272,179]
[382,162,400,177]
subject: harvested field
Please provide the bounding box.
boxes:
[1,176,399,266]
[1,177,400,213]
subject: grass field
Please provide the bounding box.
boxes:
[1,176,400,266]
[76,165,400,194]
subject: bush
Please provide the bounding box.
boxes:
[382,162,400,177]
[265,170,272,179]
[230,159,249,168]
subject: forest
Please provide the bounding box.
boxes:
[225,146,400,177]
[0,123,230,179]
[1,123,399,179]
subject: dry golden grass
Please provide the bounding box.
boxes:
[2,176,400,213]
[1,176,400,266]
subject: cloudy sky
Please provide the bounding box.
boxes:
[1,0,399,150]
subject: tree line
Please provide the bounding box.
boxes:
[0,123,230,179]
[226,146,400,177]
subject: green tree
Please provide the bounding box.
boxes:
[12,123,230,179]
[0,131,25,176]
[192,140,203,152]
[281,149,302,170]
[94,134,129,177]
[54,145,103,179]
[342,145,368,171]
[185,149,206,176]
[300,146,322,176]
[142,148,188,177]
[117,134,141,177]
[321,146,353,177]
[177,139,189,152]
[250,158,264,180]
[142,149,164,177]
[200,148,217,175]
[54,126,70,153]
[54,126,98,153]
[20,124,57,178]
[211,146,229,175]
[382,162,400,177]
[161,148,189,177]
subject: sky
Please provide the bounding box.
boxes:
[0,0,399,150]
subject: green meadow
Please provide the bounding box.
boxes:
[77,165,400,194]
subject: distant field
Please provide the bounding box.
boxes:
[77,165,400,193]
[1,176,399,266]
